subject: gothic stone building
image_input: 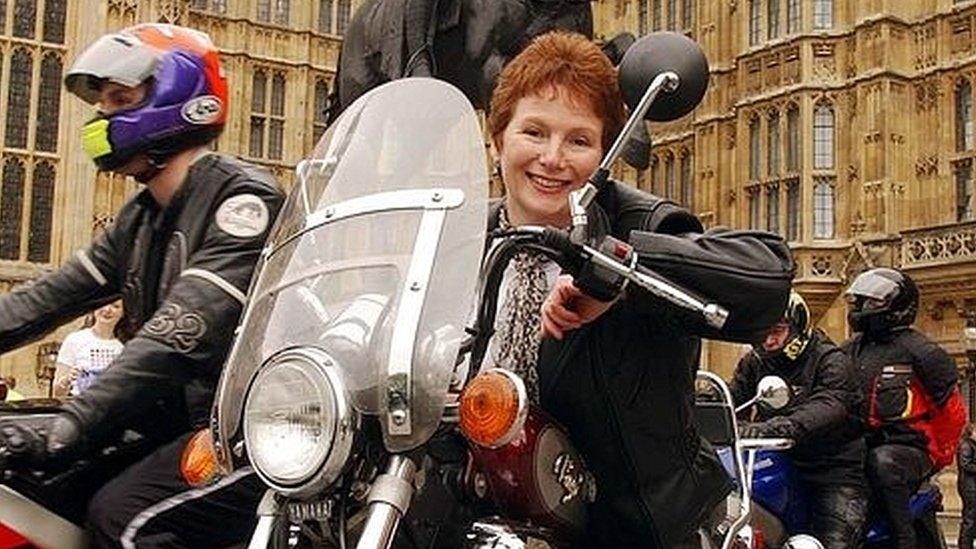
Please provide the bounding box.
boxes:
[594,0,976,391]
[594,0,976,527]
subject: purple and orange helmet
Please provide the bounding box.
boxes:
[65,24,228,171]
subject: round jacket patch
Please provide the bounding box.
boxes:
[215,194,269,238]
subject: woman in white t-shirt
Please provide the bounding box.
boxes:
[53,301,124,397]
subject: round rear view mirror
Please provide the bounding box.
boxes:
[618,32,710,122]
[756,376,791,410]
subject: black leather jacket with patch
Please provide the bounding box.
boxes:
[730,330,866,487]
[488,180,795,547]
[0,154,284,445]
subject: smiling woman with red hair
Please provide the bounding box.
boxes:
[481,31,795,547]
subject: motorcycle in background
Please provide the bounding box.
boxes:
[706,375,949,549]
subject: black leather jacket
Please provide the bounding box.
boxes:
[959,437,976,497]
[730,330,866,487]
[842,328,959,452]
[0,154,283,445]
[489,181,794,547]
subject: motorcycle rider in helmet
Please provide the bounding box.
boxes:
[0,24,284,547]
[729,291,868,548]
[842,268,966,549]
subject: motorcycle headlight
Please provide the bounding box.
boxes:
[243,347,357,497]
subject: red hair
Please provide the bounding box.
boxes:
[488,31,625,150]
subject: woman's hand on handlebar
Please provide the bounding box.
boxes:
[541,275,615,340]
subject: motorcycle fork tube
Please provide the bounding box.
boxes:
[248,489,279,549]
[356,455,416,549]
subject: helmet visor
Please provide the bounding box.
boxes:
[65,33,160,104]
[845,273,899,303]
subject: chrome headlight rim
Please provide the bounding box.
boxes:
[243,346,357,497]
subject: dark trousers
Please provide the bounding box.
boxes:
[86,432,265,548]
[807,482,869,549]
[960,483,976,549]
[866,444,933,549]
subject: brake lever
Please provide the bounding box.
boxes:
[540,228,730,329]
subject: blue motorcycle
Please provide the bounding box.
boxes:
[700,373,948,549]
[716,446,946,548]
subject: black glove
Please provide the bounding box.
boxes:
[0,414,84,468]
[739,416,797,439]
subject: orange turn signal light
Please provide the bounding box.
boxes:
[180,428,220,487]
[459,369,527,448]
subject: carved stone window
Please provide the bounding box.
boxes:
[749,116,761,180]
[42,0,65,43]
[767,0,780,40]
[0,156,25,260]
[813,176,835,239]
[766,183,780,234]
[956,159,974,221]
[273,0,289,25]
[651,156,661,196]
[256,0,270,22]
[28,160,54,263]
[319,0,334,34]
[681,152,693,209]
[36,53,61,153]
[653,0,662,32]
[813,0,832,30]
[192,0,226,14]
[813,103,835,170]
[249,70,267,158]
[337,0,352,35]
[639,0,648,35]
[958,80,973,152]
[269,73,286,160]
[6,49,32,149]
[13,0,34,39]
[786,0,800,34]
[747,186,761,230]
[667,0,677,30]
[0,0,7,35]
[682,0,694,32]
[749,0,762,46]
[664,152,676,199]
[786,178,800,241]
[952,17,972,54]
[786,104,800,171]
[747,58,762,92]
[313,78,330,145]
[767,110,780,177]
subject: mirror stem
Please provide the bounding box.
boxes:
[600,71,679,175]
[569,71,680,245]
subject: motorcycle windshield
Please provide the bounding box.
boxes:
[213,78,487,456]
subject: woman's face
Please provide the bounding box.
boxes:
[94,301,122,327]
[495,86,604,227]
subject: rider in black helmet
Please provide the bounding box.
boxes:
[730,291,867,549]
[843,268,966,549]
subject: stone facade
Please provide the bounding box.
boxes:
[594,1,976,386]
[594,0,976,527]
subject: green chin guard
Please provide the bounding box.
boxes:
[81,118,112,160]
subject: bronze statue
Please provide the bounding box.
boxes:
[327,0,652,170]
[328,0,593,121]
